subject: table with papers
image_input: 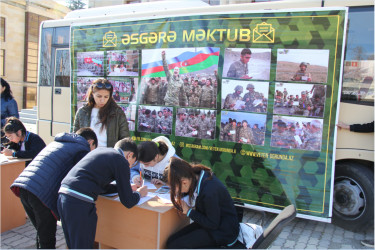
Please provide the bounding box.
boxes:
[95,181,190,249]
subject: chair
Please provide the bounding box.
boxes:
[251,204,296,249]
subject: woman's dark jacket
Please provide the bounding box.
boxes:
[10,133,91,219]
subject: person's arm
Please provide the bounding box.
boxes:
[14,133,46,159]
[130,161,142,186]
[350,121,374,133]
[8,99,19,118]
[226,63,236,78]
[162,51,171,81]
[73,109,82,132]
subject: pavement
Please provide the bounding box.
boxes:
[1,208,373,249]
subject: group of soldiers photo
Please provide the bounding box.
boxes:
[109,79,137,103]
[271,116,323,151]
[220,117,266,145]
[175,108,217,139]
[274,83,326,118]
[107,50,139,77]
[137,106,173,135]
[222,80,268,113]
[77,51,104,76]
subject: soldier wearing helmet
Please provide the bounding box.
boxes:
[223,85,244,109]
[243,83,263,112]
[291,62,312,82]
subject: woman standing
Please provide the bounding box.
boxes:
[1,117,46,166]
[1,78,19,128]
[164,157,244,249]
[73,79,130,147]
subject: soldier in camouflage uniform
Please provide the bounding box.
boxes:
[223,85,244,110]
[143,78,159,105]
[237,120,254,144]
[223,119,237,142]
[283,88,288,103]
[188,80,202,108]
[209,111,216,139]
[158,108,172,134]
[310,84,326,100]
[158,78,168,105]
[150,110,159,132]
[199,78,214,108]
[252,124,261,145]
[291,62,312,82]
[181,77,190,106]
[243,83,263,112]
[302,120,322,151]
[175,108,188,137]
[197,112,211,139]
[291,91,312,116]
[271,121,295,148]
[226,48,252,79]
[274,90,284,107]
[162,51,187,106]
[138,109,153,132]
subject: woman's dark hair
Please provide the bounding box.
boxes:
[164,157,212,213]
[2,117,26,136]
[1,78,14,101]
[138,140,168,163]
[76,127,98,149]
[86,78,117,131]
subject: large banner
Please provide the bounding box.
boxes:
[71,8,347,220]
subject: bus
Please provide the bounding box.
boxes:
[36,0,373,231]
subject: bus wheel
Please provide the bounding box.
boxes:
[332,162,374,231]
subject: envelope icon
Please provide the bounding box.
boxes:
[103,31,117,47]
[253,22,275,43]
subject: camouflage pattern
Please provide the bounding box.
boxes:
[292,98,313,116]
[158,115,172,134]
[223,92,243,109]
[199,85,214,108]
[162,54,187,106]
[138,115,153,132]
[226,60,248,78]
[238,126,254,144]
[197,116,212,139]
[71,9,345,219]
[271,129,295,148]
[223,123,237,142]
[143,83,159,104]
[243,91,263,112]
[303,129,322,151]
[188,85,202,107]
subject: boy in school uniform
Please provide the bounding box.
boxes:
[57,138,148,249]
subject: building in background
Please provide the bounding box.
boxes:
[0,0,70,110]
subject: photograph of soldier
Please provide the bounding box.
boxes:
[107,50,139,76]
[76,77,98,101]
[271,115,323,151]
[137,106,173,134]
[273,82,326,117]
[119,104,136,131]
[141,47,219,108]
[77,51,104,76]
[108,78,138,104]
[220,111,266,145]
[222,79,269,112]
[175,108,216,140]
[276,49,330,83]
[223,48,271,80]
[140,77,160,105]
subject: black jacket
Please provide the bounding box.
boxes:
[61,147,140,208]
[7,131,46,166]
[188,171,239,246]
[10,133,90,219]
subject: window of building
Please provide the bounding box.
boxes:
[0,49,4,76]
[1,17,5,42]
[24,12,50,83]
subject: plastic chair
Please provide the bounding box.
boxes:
[251,204,296,249]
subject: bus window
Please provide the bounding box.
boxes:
[39,28,53,86]
[55,49,70,87]
[53,27,70,45]
[341,6,374,105]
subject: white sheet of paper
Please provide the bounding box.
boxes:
[0,154,9,163]
[253,99,262,106]
[143,180,157,189]
[234,100,245,110]
[230,130,236,135]
[241,137,248,143]
[294,135,303,145]
[115,192,156,205]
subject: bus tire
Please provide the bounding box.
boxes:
[332,161,374,231]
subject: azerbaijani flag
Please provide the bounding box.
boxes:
[142,47,220,77]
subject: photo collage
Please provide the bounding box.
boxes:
[76,47,329,151]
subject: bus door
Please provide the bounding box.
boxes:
[37,26,70,144]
